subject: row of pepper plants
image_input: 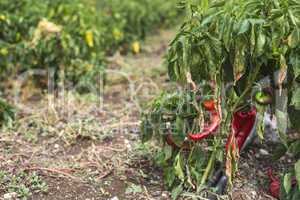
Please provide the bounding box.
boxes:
[0,0,180,84]
[0,0,181,125]
[141,0,300,199]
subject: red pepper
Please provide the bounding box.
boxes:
[266,168,298,199]
[203,99,216,111]
[166,133,178,148]
[226,107,257,152]
[267,168,280,199]
[188,100,221,141]
[166,133,190,149]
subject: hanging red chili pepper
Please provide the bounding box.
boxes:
[226,107,257,152]
[188,99,221,141]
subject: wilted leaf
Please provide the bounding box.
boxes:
[225,135,239,186]
[233,47,245,82]
[278,55,288,95]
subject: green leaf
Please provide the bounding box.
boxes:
[288,106,300,132]
[292,189,300,200]
[125,184,143,194]
[290,51,300,78]
[289,141,300,156]
[248,19,265,25]
[171,183,183,200]
[256,105,266,140]
[275,109,289,146]
[295,160,300,190]
[140,118,153,143]
[172,117,186,146]
[284,173,292,194]
[237,20,250,35]
[289,28,300,49]
[164,145,173,161]
[272,143,287,161]
[291,88,300,110]
[164,167,176,188]
[174,153,185,181]
[256,31,266,55]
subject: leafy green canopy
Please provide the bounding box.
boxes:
[167,0,300,136]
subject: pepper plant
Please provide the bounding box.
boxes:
[141,0,300,198]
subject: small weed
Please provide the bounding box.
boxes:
[0,170,48,199]
[125,183,143,194]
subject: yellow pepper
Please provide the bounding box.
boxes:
[132,41,140,54]
[85,31,94,48]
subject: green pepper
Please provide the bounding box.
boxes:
[254,89,273,105]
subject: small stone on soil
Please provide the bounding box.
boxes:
[3,192,17,200]
[259,149,269,156]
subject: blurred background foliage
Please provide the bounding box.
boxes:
[0,0,181,86]
[0,0,181,125]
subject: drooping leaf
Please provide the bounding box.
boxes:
[140,117,153,143]
[284,173,292,194]
[164,145,173,161]
[290,52,300,78]
[278,55,288,94]
[288,28,300,49]
[291,88,300,110]
[276,109,289,147]
[171,183,183,200]
[288,106,300,132]
[237,20,250,35]
[272,143,288,161]
[233,44,245,82]
[256,31,266,55]
[174,152,185,181]
[289,141,300,157]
